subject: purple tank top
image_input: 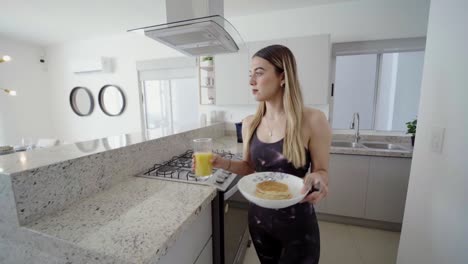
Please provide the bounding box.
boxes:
[249,131,312,178]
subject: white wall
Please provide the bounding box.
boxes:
[45,33,183,142]
[2,0,430,143]
[227,0,429,43]
[397,1,468,263]
[0,36,52,146]
[203,0,429,123]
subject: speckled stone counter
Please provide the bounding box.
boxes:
[330,145,413,157]
[215,136,413,158]
[26,178,216,264]
[0,127,413,264]
[0,123,223,264]
[331,134,413,157]
[2,123,223,226]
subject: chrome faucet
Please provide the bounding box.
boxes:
[350,112,361,143]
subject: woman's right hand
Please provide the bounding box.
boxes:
[192,154,226,172]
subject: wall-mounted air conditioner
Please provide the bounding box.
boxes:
[71,57,114,74]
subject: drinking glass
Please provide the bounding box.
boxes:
[193,138,213,179]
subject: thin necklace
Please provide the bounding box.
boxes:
[264,117,273,137]
[264,112,284,137]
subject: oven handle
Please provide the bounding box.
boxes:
[224,183,239,201]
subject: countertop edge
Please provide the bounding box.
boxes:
[144,188,217,264]
[22,178,218,264]
[330,147,413,158]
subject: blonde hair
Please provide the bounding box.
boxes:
[246,45,306,168]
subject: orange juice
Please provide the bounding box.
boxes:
[194,152,213,177]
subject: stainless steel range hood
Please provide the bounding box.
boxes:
[129,0,244,56]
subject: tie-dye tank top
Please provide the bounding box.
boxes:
[249,131,312,177]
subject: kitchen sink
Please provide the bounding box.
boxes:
[331,141,364,148]
[361,142,408,150]
[331,141,409,151]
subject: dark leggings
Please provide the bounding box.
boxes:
[248,202,320,264]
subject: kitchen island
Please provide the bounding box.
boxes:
[0,123,225,264]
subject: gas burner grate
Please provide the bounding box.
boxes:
[142,149,240,182]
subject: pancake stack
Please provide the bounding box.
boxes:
[255,181,292,200]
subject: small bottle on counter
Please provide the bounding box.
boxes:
[200,113,207,126]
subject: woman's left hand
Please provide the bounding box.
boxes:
[300,172,328,204]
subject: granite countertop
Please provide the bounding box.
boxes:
[0,122,223,175]
[216,136,412,158]
[5,133,409,263]
[213,137,244,154]
[24,177,217,264]
[330,145,413,157]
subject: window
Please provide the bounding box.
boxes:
[331,48,425,131]
[143,78,199,131]
[137,58,199,132]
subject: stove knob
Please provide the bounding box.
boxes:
[216,176,225,184]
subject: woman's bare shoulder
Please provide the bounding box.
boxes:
[243,115,255,126]
[303,108,331,146]
[303,107,328,127]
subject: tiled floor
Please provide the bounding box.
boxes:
[242,221,401,264]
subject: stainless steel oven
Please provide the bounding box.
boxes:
[212,175,250,264]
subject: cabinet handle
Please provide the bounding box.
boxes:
[224,203,229,214]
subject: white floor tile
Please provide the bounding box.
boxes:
[319,221,364,264]
[347,225,400,264]
[241,221,400,264]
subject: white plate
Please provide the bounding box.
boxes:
[237,172,308,209]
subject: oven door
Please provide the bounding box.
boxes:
[223,176,250,264]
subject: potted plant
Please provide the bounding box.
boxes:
[406,118,417,146]
[201,56,213,67]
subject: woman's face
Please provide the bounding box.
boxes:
[249,56,283,101]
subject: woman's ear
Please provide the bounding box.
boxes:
[280,72,285,87]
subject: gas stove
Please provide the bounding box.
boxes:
[137,149,242,192]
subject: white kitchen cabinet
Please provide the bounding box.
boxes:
[314,196,328,214]
[214,50,251,105]
[365,157,412,223]
[194,238,213,264]
[286,35,331,105]
[325,154,370,218]
[156,205,212,264]
[215,35,330,105]
[323,154,412,224]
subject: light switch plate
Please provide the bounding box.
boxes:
[430,126,445,154]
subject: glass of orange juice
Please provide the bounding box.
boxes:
[193,138,213,179]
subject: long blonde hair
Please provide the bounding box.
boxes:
[246,45,306,168]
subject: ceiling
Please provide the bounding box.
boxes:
[225,0,355,17]
[0,0,356,46]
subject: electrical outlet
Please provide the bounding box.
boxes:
[431,126,445,154]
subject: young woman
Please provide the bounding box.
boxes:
[211,45,331,263]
